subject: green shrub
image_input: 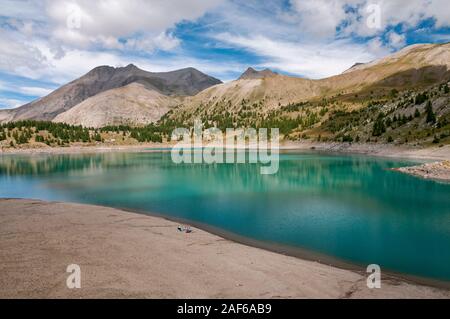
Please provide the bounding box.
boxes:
[372,114,386,137]
[425,101,436,124]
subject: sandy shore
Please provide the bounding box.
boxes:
[1,142,449,161]
[393,161,450,182]
[0,199,449,299]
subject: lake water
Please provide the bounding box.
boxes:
[1,151,450,282]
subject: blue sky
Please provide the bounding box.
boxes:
[0,0,449,109]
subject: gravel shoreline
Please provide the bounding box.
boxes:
[1,142,449,161]
[393,161,450,182]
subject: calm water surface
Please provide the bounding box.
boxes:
[1,151,449,281]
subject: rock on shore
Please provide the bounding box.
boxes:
[394,161,450,182]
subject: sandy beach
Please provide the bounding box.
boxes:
[0,199,449,299]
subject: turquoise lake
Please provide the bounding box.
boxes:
[1,151,450,282]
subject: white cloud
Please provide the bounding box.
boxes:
[0,0,225,76]
[424,0,450,28]
[45,0,223,51]
[0,98,27,109]
[345,0,428,37]
[0,38,243,85]
[0,29,48,77]
[289,0,350,39]
[208,0,450,79]
[16,86,53,96]
[288,0,450,39]
[0,0,232,83]
[387,31,406,49]
[124,32,181,52]
[0,80,54,98]
[153,33,182,51]
[215,33,379,79]
[0,0,45,21]
[0,0,448,86]
[366,37,390,57]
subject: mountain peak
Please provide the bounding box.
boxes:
[87,64,140,76]
[342,62,366,74]
[123,63,139,70]
[238,67,278,80]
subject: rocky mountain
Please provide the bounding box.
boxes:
[1,42,449,138]
[238,67,278,80]
[321,43,450,92]
[53,83,180,128]
[1,65,221,122]
[165,42,450,124]
[157,42,449,146]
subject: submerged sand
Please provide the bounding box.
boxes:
[0,199,448,299]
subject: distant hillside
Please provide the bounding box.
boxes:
[0,65,221,122]
[166,43,450,125]
[158,42,450,146]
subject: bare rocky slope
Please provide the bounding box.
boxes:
[53,83,180,128]
[0,65,221,122]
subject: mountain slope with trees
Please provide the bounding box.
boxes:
[0,43,449,149]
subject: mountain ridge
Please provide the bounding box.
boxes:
[0,42,449,130]
[2,65,221,122]
[169,43,450,124]
[238,67,278,80]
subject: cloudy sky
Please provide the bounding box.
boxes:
[0,0,449,109]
